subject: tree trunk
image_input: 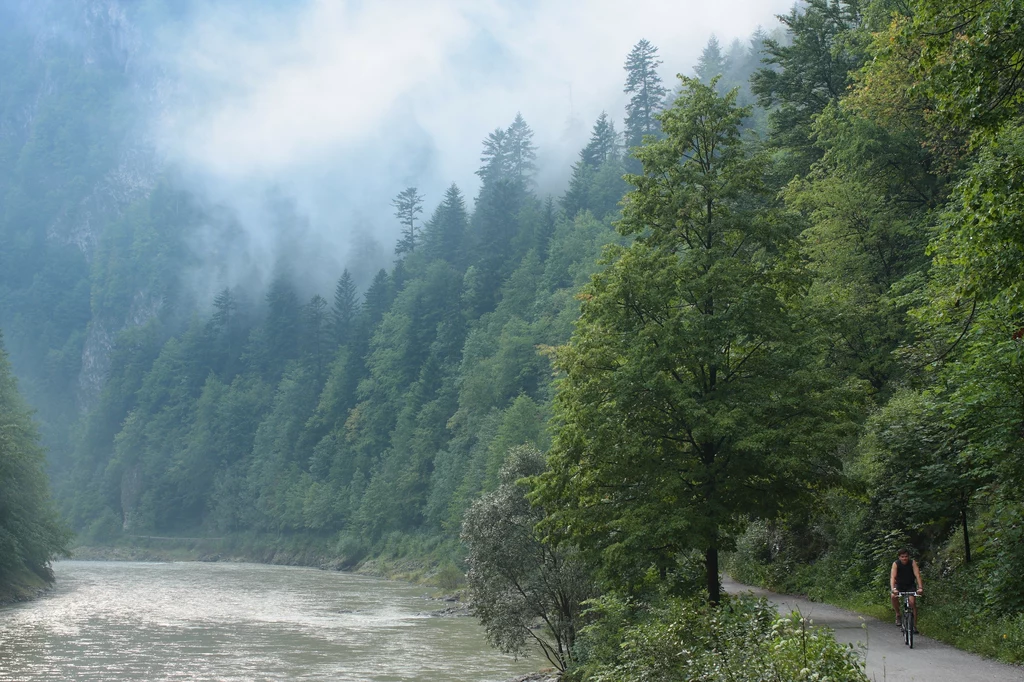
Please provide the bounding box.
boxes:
[962,506,972,563]
[706,545,720,605]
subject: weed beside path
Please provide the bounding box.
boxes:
[724,575,1024,682]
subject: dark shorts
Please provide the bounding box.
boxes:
[896,583,916,593]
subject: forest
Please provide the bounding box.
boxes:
[1,0,1023,677]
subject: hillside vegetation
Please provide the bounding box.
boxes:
[2,0,1024,676]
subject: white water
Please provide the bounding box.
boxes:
[0,561,538,681]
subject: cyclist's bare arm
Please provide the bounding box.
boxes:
[912,559,923,593]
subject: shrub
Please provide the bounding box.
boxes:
[568,593,867,682]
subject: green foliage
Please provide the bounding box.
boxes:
[0,334,71,586]
[462,445,594,671]
[752,0,866,173]
[569,593,867,682]
[536,77,836,602]
[623,39,667,150]
[933,123,1024,305]
[393,187,425,256]
[9,6,1024,674]
[905,0,1024,137]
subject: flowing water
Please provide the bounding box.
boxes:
[0,561,539,682]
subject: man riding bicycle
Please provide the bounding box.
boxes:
[890,548,923,630]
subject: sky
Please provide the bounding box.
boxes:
[148,0,800,296]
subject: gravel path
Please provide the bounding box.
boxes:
[723,575,1024,681]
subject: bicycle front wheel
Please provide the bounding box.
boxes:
[908,612,915,649]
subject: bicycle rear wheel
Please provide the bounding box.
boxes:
[908,612,914,649]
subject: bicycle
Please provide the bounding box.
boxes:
[894,590,920,649]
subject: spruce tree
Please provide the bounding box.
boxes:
[362,269,392,326]
[751,0,864,172]
[477,128,510,186]
[393,187,425,256]
[302,294,329,382]
[623,39,667,150]
[332,269,358,346]
[422,183,469,267]
[563,112,621,218]
[505,113,538,184]
[695,35,727,85]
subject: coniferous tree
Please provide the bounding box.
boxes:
[623,39,667,150]
[393,187,425,256]
[580,112,619,168]
[695,35,727,85]
[331,270,358,346]
[302,294,329,383]
[422,183,469,267]
[563,113,625,219]
[505,113,538,184]
[477,128,510,185]
[261,273,302,378]
[751,0,864,172]
[362,269,392,327]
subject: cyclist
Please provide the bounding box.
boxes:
[890,547,923,630]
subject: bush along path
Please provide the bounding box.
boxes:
[723,575,1024,682]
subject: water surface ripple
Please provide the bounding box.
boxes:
[0,561,536,681]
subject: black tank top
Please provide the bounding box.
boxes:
[894,559,916,590]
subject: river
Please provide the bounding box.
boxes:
[0,561,540,681]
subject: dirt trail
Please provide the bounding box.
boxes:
[723,575,1024,682]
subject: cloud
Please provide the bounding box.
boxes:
[151,0,797,296]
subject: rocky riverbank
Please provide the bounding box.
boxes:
[504,673,559,682]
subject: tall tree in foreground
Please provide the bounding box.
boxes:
[623,39,667,151]
[534,78,834,604]
[0,332,70,591]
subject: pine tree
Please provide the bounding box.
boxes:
[477,128,509,186]
[695,35,727,85]
[563,112,623,218]
[393,187,425,256]
[422,183,469,266]
[623,39,667,150]
[505,113,538,183]
[302,294,329,382]
[362,269,392,326]
[581,112,619,168]
[331,270,358,346]
[751,0,864,172]
[263,273,301,377]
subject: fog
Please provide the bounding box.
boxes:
[149,0,797,298]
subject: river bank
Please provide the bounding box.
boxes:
[0,566,54,607]
[70,535,457,586]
